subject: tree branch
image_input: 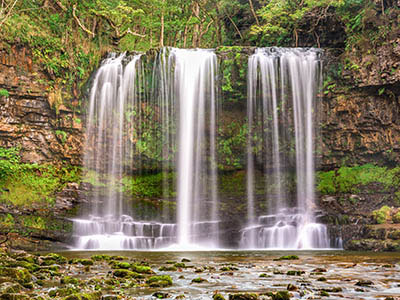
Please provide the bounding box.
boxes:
[72,4,95,38]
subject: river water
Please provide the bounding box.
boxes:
[59,250,400,299]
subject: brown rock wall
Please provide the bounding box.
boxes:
[0,45,82,165]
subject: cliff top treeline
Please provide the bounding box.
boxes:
[0,0,398,110]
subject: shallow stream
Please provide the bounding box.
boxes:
[59,250,400,299]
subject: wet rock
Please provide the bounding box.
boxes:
[159,265,177,272]
[109,261,130,269]
[274,255,299,261]
[181,258,191,262]
[91,255,111,262]
[228,293,258,300]
[355,280,373,286]
[317,277,327,281]
[0,268,31,285]
[112,269,143,279]
[320,291,329,297]
[191,277,208,283]
[131,264,153,274]
[71,259,94,266]
[101,296,118,300]
[153,291,169,298]
[270,291,290,300]
[40,253,67,265]
[0,294,29,300]
[63,291,102,300]
[286,283,297,291]
[286,270,304,276]
[0,283,22,294]
[146,275,172,287]
[213,293,226,300]
[60,276,79,285]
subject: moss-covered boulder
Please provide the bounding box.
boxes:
[0,268,31,285]
[112,269,143,279]
[146,275,172,287]
[63,291,102,300]
[228,293,258,300]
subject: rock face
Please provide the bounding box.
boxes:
[320,86,400,169]
[0,42,399,251]
[0,44,82,165]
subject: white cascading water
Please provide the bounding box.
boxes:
[240,48,330,249]
[172,48,219,249]
[73,48,219,250]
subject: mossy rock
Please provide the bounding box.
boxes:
[372,206,391,224]
[286,270,304,276]
[191,277,208,283]
[0,294,29,300]
[71,259,94,266]
[0,268,31,284]
[146,275,172,287]
[60,276,79,285]
[109,261,131,269]
[41,253,67,265]
[220,266,238,272]
[91,255,111,261]
[274,255,299,261]
[131,264,153,274]
[270,291,291,300]
[159,265,177,272]
[174,262,186,268]
[0,283,22,294]
[49,286,80,297]
[213,294,226,300]
[228,293,258,300]
[5,261,39,273]
[63,291,102,300]
[113,269,143,279]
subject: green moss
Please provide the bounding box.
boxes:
[71,259,93,266]
[63,291,102,300]
[146,275,172,287]
[0,147,81,207]
[91,254,111,261]
[109,261,131,269]
[113,269,143,279]
[372,206,391,224]
[228,293,258,300]
[42,253,67,264]
[213,294,226,300]
[159,265,177,272]
[0,268,32,284]
[274,255,299,261]
[0,89,9,97]
[60,276,79,285]
[317,164,400,195]
[271,291,290,300]
[191,277,208,283]
[131,264,153,274]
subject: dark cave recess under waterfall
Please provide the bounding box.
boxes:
[72,47,340,250]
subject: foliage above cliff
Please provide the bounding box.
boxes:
[0,0,398,107]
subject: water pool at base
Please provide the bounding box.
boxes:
[56,250,400,300]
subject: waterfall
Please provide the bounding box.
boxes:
[172,49,219,248]
[73,48,219,250]
[73,47,333,251]
[240,48,330,249]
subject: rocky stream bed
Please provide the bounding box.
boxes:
[0,250,399,300]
